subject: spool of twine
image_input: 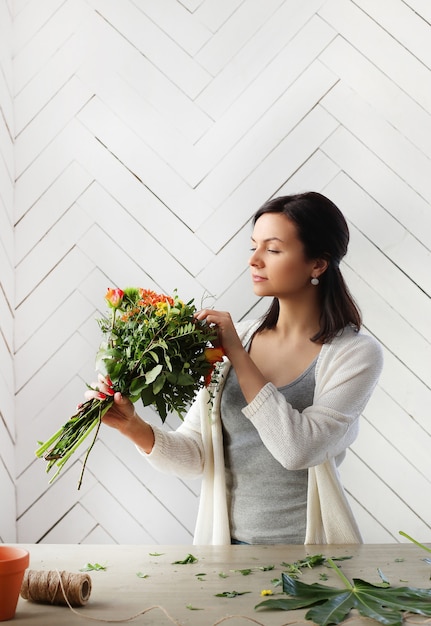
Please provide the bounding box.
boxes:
[20,569,92,607]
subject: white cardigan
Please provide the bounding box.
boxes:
[143,319,383,545]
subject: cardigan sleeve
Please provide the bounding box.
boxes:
[242,329,383,470]
[137,387,208,478]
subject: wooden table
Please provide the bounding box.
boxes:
[12,543,431,625]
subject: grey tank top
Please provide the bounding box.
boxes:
[220,357,316,544]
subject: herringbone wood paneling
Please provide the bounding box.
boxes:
[1,0,430,545]
[0,0,16,543]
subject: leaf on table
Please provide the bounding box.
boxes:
[231,568,254,576]
[256,568,431,626]
[172,553,198,564]
[79,562,107,571]
[215,590,251,598]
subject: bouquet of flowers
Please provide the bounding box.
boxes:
[35,287,224,489]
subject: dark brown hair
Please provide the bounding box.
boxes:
[253,192,361,343]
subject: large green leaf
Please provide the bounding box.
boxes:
[256,560,431,626]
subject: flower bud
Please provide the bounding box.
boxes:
[105,288,124,309]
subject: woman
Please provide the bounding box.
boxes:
[88,192,383,545]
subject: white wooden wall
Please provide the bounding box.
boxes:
[0,0,430,545]
[0,0,16,543]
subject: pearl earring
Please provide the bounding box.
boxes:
[311,277,319,286]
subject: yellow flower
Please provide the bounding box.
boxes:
[260,589,273,596]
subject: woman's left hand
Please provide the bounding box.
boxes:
[195,309,243,361]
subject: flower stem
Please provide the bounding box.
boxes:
[399,531,431,553]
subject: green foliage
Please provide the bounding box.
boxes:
[255,558,431,626]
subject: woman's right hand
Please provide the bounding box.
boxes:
[84,375,155,453]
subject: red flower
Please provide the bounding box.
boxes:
[105,288,124,309]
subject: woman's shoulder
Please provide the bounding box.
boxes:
[234,318,263,341]
[323,325,383,366]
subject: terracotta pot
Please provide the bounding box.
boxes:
[0,546,30,621]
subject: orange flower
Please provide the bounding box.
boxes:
[138,289,174,307]
[204,346,225,386]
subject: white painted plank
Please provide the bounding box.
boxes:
[100,424,199,532]
[321,82,431,204]
[364,386,431,479]
[14,123,86,222]
[14,75,93,176]
[13,0,92,93]
[197,9,335,119]
[378,348,431,437]
[16,462,97,542]
[41,503,97,544]
[81,525,115,544]
[76,217,203,303]
[352,419,431,522]
[15,334,95,431]
[80,482,156,544]
[276,150,340,196]
[341,452,431,543]
[130,0,212,55]
[0,460,16,542]
[403,0,431,22]
[0,112,13,180]
[15,204,93,304]
[75,103,213,230]
[14,161,93,263]
[76,65,201,185]
[356,0,431,69]
[196,105,339,252]
[318,0,431,110]
[0,419,14,475]
[12,0,70,54]
[196,60,337,207]
[14,246,93,338]
[88,0,211,99]
[324,173,431,326]
[194,0,243,33]
[117,48,212,142]
[195,0,285,75]
[87,442,194,543]
[14,290,94,390]
[321,125,431,250]
[0,153,13,221]
[346,496,402,544]
[319,37,431,159]
[342,264,431,388]
[0,275,13,347]
[0,360,14,438]
[14,11,120,133]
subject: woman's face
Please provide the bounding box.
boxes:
[249,212,319,299]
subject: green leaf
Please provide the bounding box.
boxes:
[186,604,203,610]
[79,562,107,572]
[172,553,198,564]
[136,572,149,578]
[256,561,431,626]
[145,363,163,384]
